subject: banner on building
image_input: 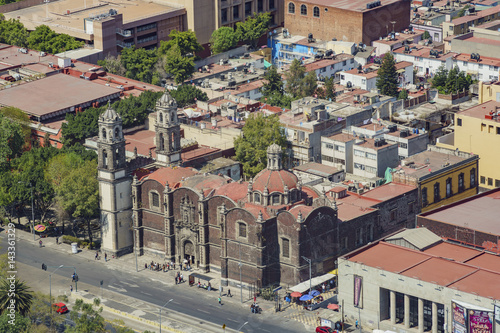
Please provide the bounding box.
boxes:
[469,309,493,333]
[452,301,467,333]
[353,275,363,308]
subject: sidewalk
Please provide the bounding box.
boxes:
[14,225,342,331]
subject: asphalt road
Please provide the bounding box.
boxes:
[5,238,307,333]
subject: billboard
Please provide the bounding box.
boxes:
[452,302,467,333]
[353,275,363,308]
[469,309,493,333]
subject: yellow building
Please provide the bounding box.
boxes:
[477,81,500,104]
[392,146,478,213]
[439,100,500,191]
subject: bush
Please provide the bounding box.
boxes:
[57,295,68,302]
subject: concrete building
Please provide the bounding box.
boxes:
[477,80,500,103]
[372,30,424,57]
[284,0,411,46]
[392,45,456,78]
[437,100,500,191]
[450,20,500,59]
[417,188,500,254]
[293,162,344,184]
[340,61,414,91]
[338,229,500,333]
[392,145,479,213]
[321,132,399,178]
[442,6,500,38]
[346,122,429,160]
[4,0,186,58]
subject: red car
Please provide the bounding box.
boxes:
[316,327,335,333]
[52,302,69,314]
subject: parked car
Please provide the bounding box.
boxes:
[52,302,68,314]
[316,327,335,333]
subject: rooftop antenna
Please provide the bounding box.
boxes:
[390,21,397,33]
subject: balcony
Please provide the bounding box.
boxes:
[116,28,132,37]
[117,40,133,48]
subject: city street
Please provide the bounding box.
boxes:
[2,233,309,333]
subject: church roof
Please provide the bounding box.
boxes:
[157,90,177,107]
[267,143,281,154]
[244,203,270,220]
[142,167,198,187]
[181,174,228,194]
[100,103,120,121]
[214,181,249,202]
[288,205,314,219]
[252,169,298,193]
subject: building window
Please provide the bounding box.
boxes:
[245,1,252,16]
[221,8,228,23]
[488,178,493,186]
[334,144,345,152]
[254,193,260,203]
[495,179,500,187]
[324,142,334,149]
[233,5,240,19]
[354,149,364,157]
[313,6,320,17]
[288,2,295,13]
[366,166,377,174]
[434,183,440,202]
[399,142,408,149]
[458,173,464,192]
[422,187,428,207]
[269,0,275,9]
[322,155,334,162]
[446,178,452,198]
[366,152,376,160]
[390,209,397,221]
[334,158,345,165]
[408,201,414,213]
[480,176,485,184]
[272,194,280,205]
[257,0,263,11]
[354,163,365,170]
[300,4,307,15]
[367,225,374,241]
[471,169,476,187]
[238,222,247,238]
[342,237,348,249]
[457,118,462,126]
[151,192,160,208]
[282,238,290,258]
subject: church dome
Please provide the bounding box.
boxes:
[252,168,298,193]
[267,143,281,154]
[100,102,120,121]
[157,90,177,107]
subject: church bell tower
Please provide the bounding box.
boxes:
[98,102,133,256]
[155,90,182,166]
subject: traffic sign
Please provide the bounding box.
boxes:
[273,286,282,293]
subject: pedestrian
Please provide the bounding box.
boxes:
[70,285,73,293]
[56,236,59,245]
[104,253,107,262]
[356,319,359,328]
[173,262,175,270]
[218,297,222,306]
[145,263,147,269]
[322,283,326,293]
[254,295,256,303]
[39,240,43,248]
[180,273,183,283]
[227,288,232,297]
[95,251,99,260]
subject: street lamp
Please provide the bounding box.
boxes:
[159,298,173,333]
[239,241,243,304]
[49,265,63,316]
[237,321,248,332]
[302,256,312,293]
[18,181,35,241]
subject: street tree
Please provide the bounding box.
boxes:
[210,27,239,54]
[159,30,203,56]
[0,113,25,171]
[0,278,33,316]
[234,114,287,178]
[0,106,31,144]
[120,46,158,84]
[398,89,409,100]
[0,312,31,333]
[169,85,208,108]
[164,44,195,84]
[236,13,271,49]
[68,298,106,333]
[376,52,399,97]
[27,25,83,54]
[285,59,306,98]
[260,65,284,97]
[0,18,28,47]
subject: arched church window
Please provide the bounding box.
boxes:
[159,112,163,123]
[114,127,120,139]
[272,194,280,205]
[151,192,160,208]
[171,112,175,122]
[102,150,108,168]
[102,128,107,140]
[254,193,261,203]
[238,222,247,238]
[159,133,164,150]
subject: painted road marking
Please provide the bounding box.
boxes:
[197,309,210,314]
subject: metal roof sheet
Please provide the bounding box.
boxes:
[386,228,442,250]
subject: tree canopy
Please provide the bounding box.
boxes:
[159,30,203,56]
[169,85,208,108]
[0,113,25,171]
[236,13,271,49]
[0,17,28,48]
[164,44,195,84]
[67,298,106,333]
[432,65,472,94]
[0,278,33,316]
[376,52,399,97]
[26,25,83,54]
[210,27,239,54]
[234,114,287,178]
[120,46,159,84]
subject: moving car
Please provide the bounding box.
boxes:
[52,302,69,314]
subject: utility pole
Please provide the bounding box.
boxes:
[30,183,35,241]
[159,299,174,333]
[239,241,243,303]
[302,256,312,292]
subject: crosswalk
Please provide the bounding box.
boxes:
[279,289,337,327]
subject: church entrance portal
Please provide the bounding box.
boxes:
[184,240,195,267]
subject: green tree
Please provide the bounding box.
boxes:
[61,107,103,146]
[120,46,158,83]
[0,106,31,146]
[210,27,239,54]
[0,312,31,333]
[285,59,306,98]
[234,114,287,178]
[422,30,431,40]
[164,44,195,84]
[67,298,105,333]
[236,13,271,49]
[431,65,448,90]
[159,30,203,56]
[0,278,33,316]
[263,91,294,109]
[323,76,336,101]
[27,25,83,54]
[113,90,163,126]
[302,71,318,97]
[0,18,28,47]
[376,52,399,97]
[398,89,409,100]
[0,114,25,170]
[260,65,284,98]
[169,85,208,108]
[97,54,126,76]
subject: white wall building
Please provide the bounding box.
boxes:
[393,46,456,77]
[340,62,414,91]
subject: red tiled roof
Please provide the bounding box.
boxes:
[181,174,228,193]
[454,53,500,66]
[423,242,480,262]
[302,185,320,199]
[361,182,417,201]
[143,167,198,187]
[401,257,477,286]
[451,6,500,25]
[252,169,299,193]
[214,181,249,202]
[244,203,270,220]
[288,205,315,219]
